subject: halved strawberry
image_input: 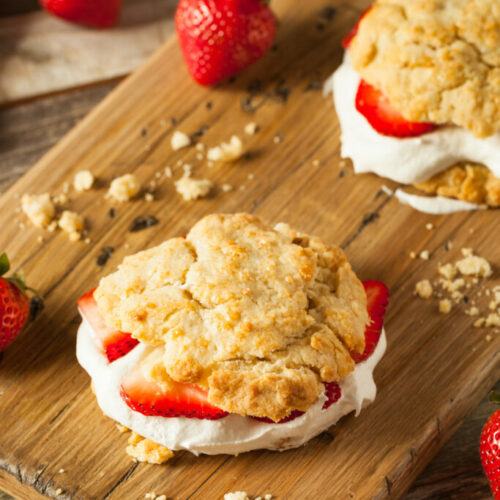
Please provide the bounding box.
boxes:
[120,366,227,420]
[351,280,389,363]
[355,79,437,138]
[342,6,372,49]
[77,289,138,362]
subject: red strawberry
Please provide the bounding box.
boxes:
[39,0,121,28]
[0,253,31,352]
[355,79,437,138]
[121,365,228,420]
[77,289,138,362]
[342,6,372,49]
[175,0,277,86]
[351,280,389,363]
[480,392,500,499]
[323,382,342,409]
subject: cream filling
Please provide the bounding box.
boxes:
[328,56,500,213]
[76,320,386,456]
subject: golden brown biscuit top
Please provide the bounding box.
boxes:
[349,0,500,137]
[94,213,368,421]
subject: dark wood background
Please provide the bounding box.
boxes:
[0,2,497,498]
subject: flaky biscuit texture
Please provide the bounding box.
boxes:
[95,214,368,421]
[415,164,500,206]
[349,0,500,137]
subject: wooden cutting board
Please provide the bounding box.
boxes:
[0,1,498,498]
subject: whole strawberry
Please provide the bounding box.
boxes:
[175,0,277,86]
[480,392,500,499]
[0,253,31,352]
[39,0,122,28]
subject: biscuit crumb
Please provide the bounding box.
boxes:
[171,130,191,151]
[425,223,434,230]
[144,193,154,202]
[415,280,433,299]
[52,193,69,206]
[485,312,500,328]
[224,493,250,500]
[438,263,457,280]
[182,164,193,177]
[207,136,244,162]
[54,488,63,496]
[164,167,173,178]
[438,299,452,314]
[409,251,416,259]
[126,432,174,464]
[474,318,486,328]
[58,468,65,474]
[455,253,492,278]
[419,250,430,260]
[222,183,234,192]
[244,122,259,135]
[175,176,213,201]
[21,193,55,228]
[73,170,95,192]
[107,174,141,202]
[58,210,84,241]
[465,306,479,316]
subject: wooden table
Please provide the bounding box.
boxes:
[0,2,497,498]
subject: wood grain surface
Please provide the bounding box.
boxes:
[0,0,498,498]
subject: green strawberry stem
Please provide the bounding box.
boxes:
[0,253,10,276]
[490,391,500,404]
[0,251,41,306]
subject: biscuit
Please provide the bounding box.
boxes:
[94,214,368,421]
[349,0,500,137]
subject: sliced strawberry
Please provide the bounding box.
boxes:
[342,6,372,49]
[120,366,227,420]
[351,280,389,363]
[323,382,342,409]
[355,79,437,138]
[252,410,305,424]
[77,289,138,362]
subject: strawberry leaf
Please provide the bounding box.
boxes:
[490,391,500,404]
[0,253,10,276]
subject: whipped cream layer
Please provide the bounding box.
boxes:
[77,320,386,456]
[330,56,500,185]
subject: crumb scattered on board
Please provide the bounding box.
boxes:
[126,432,174,465]
[224,492,273,500]
[107,174,141,202]
[175,176,213,201]
[171,130,191,150]
[414,247,499,331]
[207,135,244,162]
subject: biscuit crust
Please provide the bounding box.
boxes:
[415,164,500,207]
[94,214,368,421]
[349,0,500,137]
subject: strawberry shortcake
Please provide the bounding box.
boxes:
[328,0,500,213]
[76,213,388,458]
